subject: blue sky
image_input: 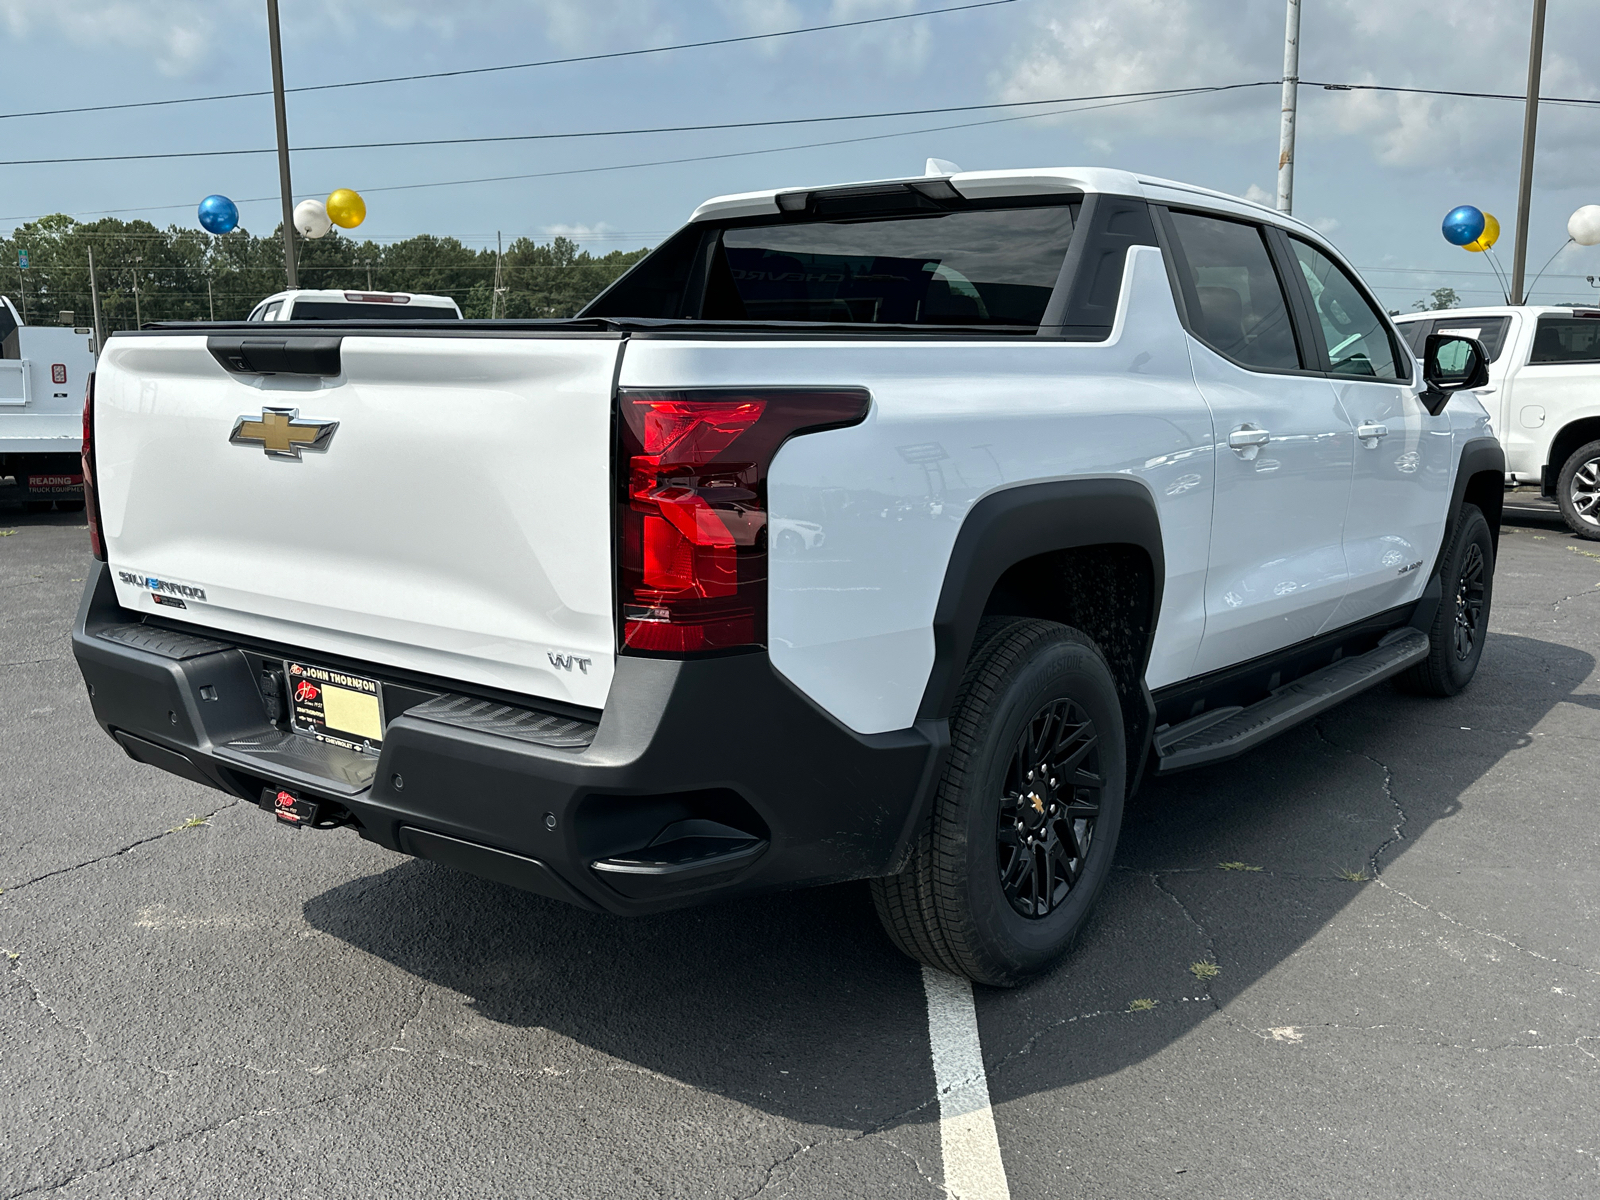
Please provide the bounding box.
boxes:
[3,0,1599,310]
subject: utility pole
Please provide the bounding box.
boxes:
[363,258,374,290]
[266,0,297,289]
[1511,0,1548,305]
[207,277,215,321]
[131,257,142,328]
[87,245,104,351]
[1276,0,1301,214]
[493,230,505,319]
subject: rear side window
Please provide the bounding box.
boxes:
[1529,317,1600,364]
[262,301,283,321]
[1395,316,1511,362]
[288,302,458,321]
[706,205,1077,328]
[1288,238,1403,380]
[1166,211,1300,371]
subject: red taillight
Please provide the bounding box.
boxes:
[616,388,869,654]
[82,371,105,561]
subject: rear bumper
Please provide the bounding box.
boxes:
[71,563,945,914]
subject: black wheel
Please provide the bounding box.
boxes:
[1400,503,1494,697]
[775,529,804,557]
[24,500,51,514]
[872,618,1125,987]
[1556,439,1600,541]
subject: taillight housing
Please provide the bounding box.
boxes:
[616,388,869,654]
[82,371,106,561]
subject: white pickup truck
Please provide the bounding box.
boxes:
[1,295,96,511]
[72,167,1503,985]
[1394,305,1600,538]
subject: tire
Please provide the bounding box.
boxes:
[775,529,804,558]
[55,499,85,513]
[1556,439,1600,541]
[1399,503,1494,697]
[872,618,1126,987]
[24,500,51,515]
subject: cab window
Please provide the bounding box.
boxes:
[1529,317,1600,365]
[1166,211,1301,372]
[1289,238,1403,380]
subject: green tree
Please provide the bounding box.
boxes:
[2,215,649,328]
[1413,286,1460,312]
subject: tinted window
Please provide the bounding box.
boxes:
[1529,317,1600,364]
[289,302,459,321]
[1167,212,1300,371]
[1396,319,1430,354]
[262,301,283,321]
[1289,238,1402,379]
[706,204,1077,327]
[1428,316,1512,363]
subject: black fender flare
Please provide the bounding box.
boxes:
[1411,436,1505,634]
[916,477,1166,723]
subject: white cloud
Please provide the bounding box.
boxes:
[0,0,230,75]
[1241,184,1273,206]
[992,0,1600,189]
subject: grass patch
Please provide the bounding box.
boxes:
[1218,861,1262,872]
[171,815,211,831]
[1336,868,1369,882]
[1566,545,1600,561]
[0,530,14,537]
[1189,961,1221,981]
[1128,998,1158,1012]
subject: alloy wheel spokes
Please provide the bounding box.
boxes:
[1454,543,1485,660]
[997,697,1103,919]
[1573,460,1600,524]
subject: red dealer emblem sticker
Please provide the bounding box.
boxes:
[51,364,67,385]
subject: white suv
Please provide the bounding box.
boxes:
[1396,306,1600,538]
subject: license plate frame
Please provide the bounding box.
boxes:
[284,660,386,753]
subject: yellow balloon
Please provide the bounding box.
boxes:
[325,188,366,229]
[1465,211,1500,252]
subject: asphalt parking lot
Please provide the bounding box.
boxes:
[4,485,1599,1199]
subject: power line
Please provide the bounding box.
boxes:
[0,85,1262,226]
[1307,80,1600,107]
[0,0,1025,123]
[0,83,1270,168]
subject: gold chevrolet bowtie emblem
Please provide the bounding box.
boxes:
[228,408,338,460]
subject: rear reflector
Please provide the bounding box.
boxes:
[616,388,869,654]
[82,371,105,561]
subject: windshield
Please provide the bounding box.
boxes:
[700,204,1077,328]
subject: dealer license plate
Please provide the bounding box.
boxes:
[285,661,385,752]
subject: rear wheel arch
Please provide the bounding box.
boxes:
[917,479,1164,789]
[1545,416,1600,491]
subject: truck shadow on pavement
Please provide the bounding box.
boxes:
[304,630,1594,1131]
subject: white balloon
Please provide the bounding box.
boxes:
[1569,205,1600,247]
[294,198,332,239]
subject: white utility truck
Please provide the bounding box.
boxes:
[246,289,462,322]
[1395,306,1600,539]
[0,295,96,511]
[72,167,1503,985]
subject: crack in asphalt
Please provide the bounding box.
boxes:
[1374,878,1600,980]
[737,1097,943,1200]
[1,1084,378,1200]
[1311,722,1407,876]
[0,657,65,668]
[2,799,241,893]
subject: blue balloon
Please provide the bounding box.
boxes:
[1442,205,1486,247]
[197,194,239,235]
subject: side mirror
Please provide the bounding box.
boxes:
[1421,332,1490,415]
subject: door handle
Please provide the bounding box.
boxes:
[1228,426,1271,452]
[1357,422,1389,447]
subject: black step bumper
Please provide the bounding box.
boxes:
[71,563,945,914]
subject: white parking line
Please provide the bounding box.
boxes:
[923,965,1011,1200]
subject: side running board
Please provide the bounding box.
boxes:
[1154,628,1429,773]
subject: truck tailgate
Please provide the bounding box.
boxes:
[94,332,623,710]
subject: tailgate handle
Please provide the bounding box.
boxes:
[207,336,342,378]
